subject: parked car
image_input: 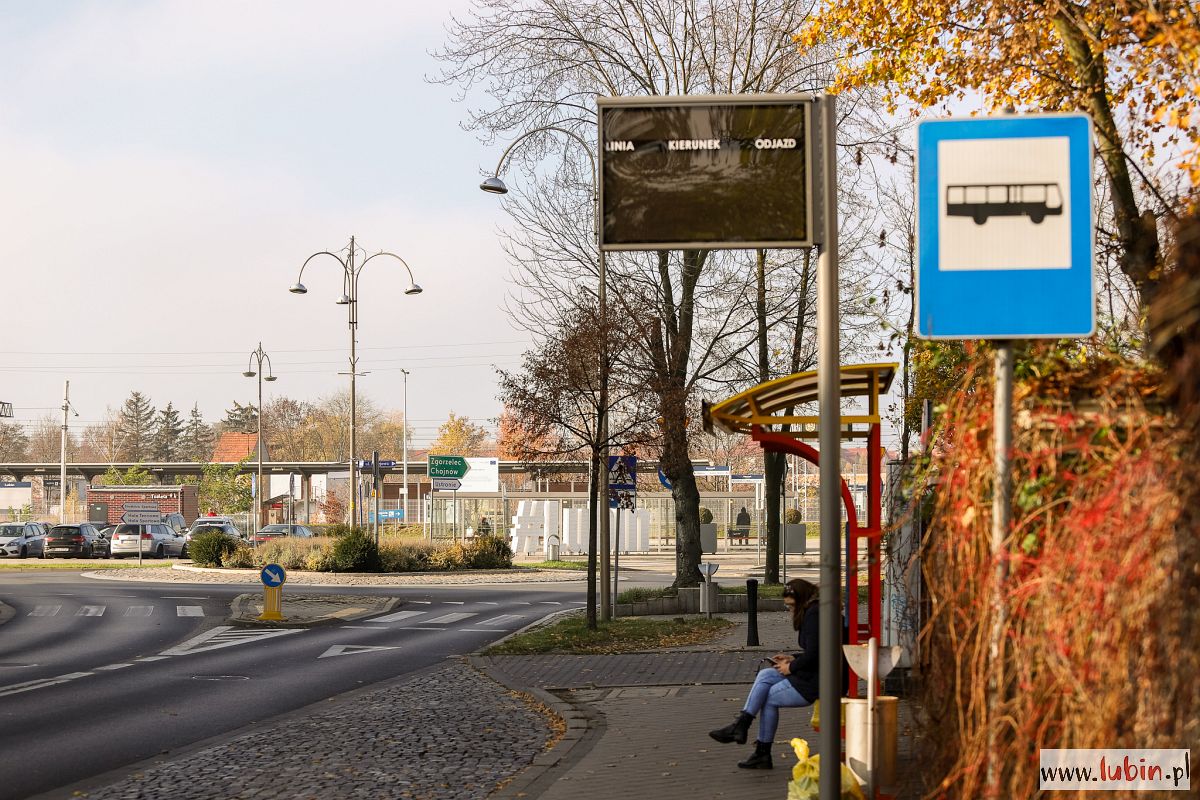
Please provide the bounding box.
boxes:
[0,522,46,558]
[109,523,186,559]
[253,524,316,544]
[97,523,117,539]
[162,513,188,536]
[185,521,244,544]
[42,523,109,559]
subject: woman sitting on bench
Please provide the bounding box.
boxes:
[708,577,820,770]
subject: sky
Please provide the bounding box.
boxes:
[0,0,525,448]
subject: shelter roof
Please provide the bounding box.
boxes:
[703,363,897,440]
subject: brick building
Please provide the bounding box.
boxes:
[85,485,200,525]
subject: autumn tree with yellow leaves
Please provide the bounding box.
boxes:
[797,0,1199,307]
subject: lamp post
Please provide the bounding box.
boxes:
[243,342,277,537]
[480,125,610,622]
[290,237,422,527]
[401,368,410,528]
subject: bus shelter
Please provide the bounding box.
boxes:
[703,363,897,696]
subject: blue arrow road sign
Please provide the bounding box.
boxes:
[260,564,287,587]
[916,113,1094,339]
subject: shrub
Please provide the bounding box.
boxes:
[254,538,326,571]
[222,543,256,569]
[330,528,381,572]
[785,508,803,525]
[304,545,336,572]
[379,541,436,572]
[466,534,513,569]
[699,507,714,524]
[322,523,361,539]
[189,530,238,567]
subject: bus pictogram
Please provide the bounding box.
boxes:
[945,182,1063,225]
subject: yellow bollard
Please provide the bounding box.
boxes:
[257,563,287,621]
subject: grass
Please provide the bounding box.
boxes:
[615,586,677,603]
[523,560,589,570]
[484,614,734,655]
[718,582,787,597]
[0,559,168,569]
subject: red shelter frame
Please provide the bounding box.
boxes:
[703,363,897,697]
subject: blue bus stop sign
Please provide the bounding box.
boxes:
[916,113,1094,339]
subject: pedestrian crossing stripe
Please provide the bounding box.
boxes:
[423,612,476,625]
[367,610,426,624]
[476,614,525,627]
[158,626,300,656]
[25,605,206,618]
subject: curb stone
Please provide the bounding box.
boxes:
[466,654,604,800]
[225,593,403,628]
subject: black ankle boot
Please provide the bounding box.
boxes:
[709,711,754,744]
[737,740,774,769]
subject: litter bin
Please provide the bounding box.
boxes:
[843,695,899,795]
[546,534,561,562]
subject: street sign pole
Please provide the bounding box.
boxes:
[986,341,1014,786]
[372,449,381,547]
[612,507,620,618]
[816,93,842,800]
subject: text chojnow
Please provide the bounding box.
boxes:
[605,138,798,152]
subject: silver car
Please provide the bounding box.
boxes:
[109,523,187,559]
[0,522,46,558]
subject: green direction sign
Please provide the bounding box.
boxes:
[427,455,470,480]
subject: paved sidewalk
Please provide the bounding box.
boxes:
[480,612,926,799]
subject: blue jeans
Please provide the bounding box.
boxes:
[743,667,812,742]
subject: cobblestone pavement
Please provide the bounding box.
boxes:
[76,661,556,800]
[83,566,586,586]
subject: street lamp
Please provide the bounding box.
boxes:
[401,368,410,528]
[289,237,422,527]
[480,125,611,621]
[243,342,277,536]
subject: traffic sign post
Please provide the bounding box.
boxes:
[606,456,637,618]
[122,502,160,565]
[258,563,287,621]
[432,478,462,492]
[916,113,1095,781]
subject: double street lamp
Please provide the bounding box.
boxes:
[290,237,422,527]
[243,343,276,535]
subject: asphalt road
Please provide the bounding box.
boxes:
[0,572,586,800]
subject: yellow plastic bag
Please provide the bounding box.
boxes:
[787,738,865,800]
[809,699,847,730]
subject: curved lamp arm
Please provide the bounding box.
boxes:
[293,250,349,285]
[491,124,597,182]
[358,251,422,293]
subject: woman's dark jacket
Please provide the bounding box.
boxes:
[787,603,849,702]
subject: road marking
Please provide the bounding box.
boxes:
[342,625,387,630]
[571,601,587,605]
[29,605,61,617]
[95,663,133,671]
[442,601,465,605]
[367,610,426,623]
[124,606,154,617]
[398,626,453,631]
[158,626,300,656]
[162,595,208,600]
[0,672,92,697]
[460,629,512,632]
[76,605,106,617]
[538,601,563,605]
[318,644,401,659]
[176,606,204,617]
[514,601,531,605]
[321,607,367,619]
[479,601,499,605]
[424,612,476,625]
[137,656,169,662]
[410,600,432,604]
[477,614,525,627]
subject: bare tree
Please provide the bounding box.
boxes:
[435,0,897,586]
